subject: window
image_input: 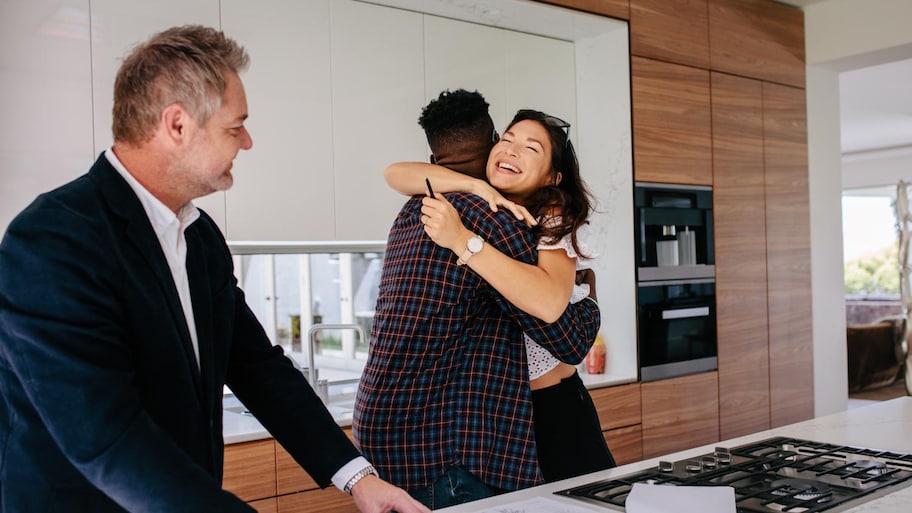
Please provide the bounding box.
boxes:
[230,243,384,388]
[843,187,901,326]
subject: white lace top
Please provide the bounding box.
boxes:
[525,221,597,380]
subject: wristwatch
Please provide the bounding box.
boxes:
[457,235,484,265]
[343,465,378,494]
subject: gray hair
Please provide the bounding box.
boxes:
[112,25,249,144]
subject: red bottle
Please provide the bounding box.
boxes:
[585,335,606,374]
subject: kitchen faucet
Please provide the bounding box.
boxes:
[305,323,366,388]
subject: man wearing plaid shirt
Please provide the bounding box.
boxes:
[353,91,601,509]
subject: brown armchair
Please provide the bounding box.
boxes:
[846,316,906,393]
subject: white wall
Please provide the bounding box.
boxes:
[803,0,912,414]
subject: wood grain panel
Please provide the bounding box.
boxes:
[590,382,641,431]
[535,0,629,20]
[277,488,359,513]
[641,372,719,459]
[276,426,354,495]
[708,0,805,88]
[711,71,771,440]
[763,81,814,427]
[249,497,278,513]
[604,424,643,466]
[630,0,709,68]
[276,444,319,495]
[632,56,712,185]
[223,439,277,502]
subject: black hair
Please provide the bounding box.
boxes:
[506,109,594,258]
[418,89,494,158]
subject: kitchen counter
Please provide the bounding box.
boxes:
[222,371,634,445]
[437,397,912,512]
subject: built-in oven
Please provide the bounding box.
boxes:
[637,276,716,382]
[634,182,716,382]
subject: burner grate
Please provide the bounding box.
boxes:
[555,437,912,512]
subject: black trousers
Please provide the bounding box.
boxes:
[531,371,617,482]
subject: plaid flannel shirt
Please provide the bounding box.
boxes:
[352,192,601,492]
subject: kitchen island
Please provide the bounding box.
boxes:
[437,397,912,512]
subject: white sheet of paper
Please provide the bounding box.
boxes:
[626,483,736,513]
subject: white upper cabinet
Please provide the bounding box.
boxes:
[89,0,225,230]
[220,0,335,241]
[329,0,425,241]
[423,15,576,136]
[0,0,95,234]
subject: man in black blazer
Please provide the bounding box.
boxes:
[0,25,428,513]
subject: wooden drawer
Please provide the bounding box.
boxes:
[277,426,355,495]
[276,443,319,495]
[641,372,720,459]
[249,497,277,513]
[223,439,277,502]
[604,424,643,467]
[277,488,359,513]
[590,382,641,431]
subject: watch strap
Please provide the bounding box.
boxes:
[343,465,378,494]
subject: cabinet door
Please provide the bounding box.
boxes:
[604,424,643,466]
[277,488,358,513]
[223,439,277,502]
[708,0,805,87]
[763,82,813,427]
[220,0,335,241]
[330,0,425,241]
[88,0,225,229]
[630,0,709,68]
[712,72,771,440]
[590,383,641,431]
[641,372,719,459]
[250,498,278,513]
[424,15,576,131]
[631,57,712,185]
[0,0,95,234]
[276,443,319,495]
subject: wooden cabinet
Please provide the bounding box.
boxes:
[708,0,805,87]
[763,82,814,427]
[224,428,362,513]
[631,56,713,185]
[219,0,336,241]
[630,0,710,68]
[641,372,719,459]
[277,488,358,513]
[589,383,643,466]
[604,424,643,466]
[711,72,772,440]
[223,439,277,502]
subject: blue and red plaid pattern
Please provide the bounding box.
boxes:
[353,192,600,492]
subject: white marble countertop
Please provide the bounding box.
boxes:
[222,372,634,445]
[437,396,912,512]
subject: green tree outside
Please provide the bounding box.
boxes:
[845,242,900,294]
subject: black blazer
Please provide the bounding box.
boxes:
[0,154,359,512]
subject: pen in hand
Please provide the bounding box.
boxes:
[425,177,435,198]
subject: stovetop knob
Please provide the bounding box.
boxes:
[685,459,703,473]
[714,447,732,464]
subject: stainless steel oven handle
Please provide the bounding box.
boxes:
[661,306,710,320]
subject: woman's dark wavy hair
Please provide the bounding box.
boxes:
[507,109,594,258]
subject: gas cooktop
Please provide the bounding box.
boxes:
[555,436,912,512]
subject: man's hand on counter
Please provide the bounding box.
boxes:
[351,474,431,513]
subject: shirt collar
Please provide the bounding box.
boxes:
[105,148,200,235]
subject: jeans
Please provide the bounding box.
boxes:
[407,466,502,510]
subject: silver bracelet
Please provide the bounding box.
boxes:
[343,465,378,494]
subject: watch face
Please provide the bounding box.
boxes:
[468,236,483,253]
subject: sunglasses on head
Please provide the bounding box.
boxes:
[517,109,571,146]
